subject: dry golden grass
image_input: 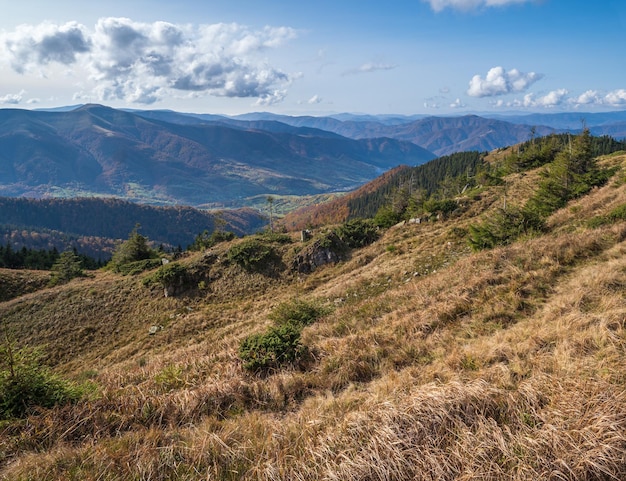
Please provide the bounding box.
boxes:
[2,154,626,480]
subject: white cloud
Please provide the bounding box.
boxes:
[424,0,534,12]
[567,89,626,108]
[532,89,568,107]
[501,89,568,108]
[0,89,25,104]
[573,90,602,106]
[604,89,626,106]
[467,66,543,97]
[308,94,322,104]
[0,21,91,74]
[492,87,626,110]
[450,98,466,108]
[0,18,297,105]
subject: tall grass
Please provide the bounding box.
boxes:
[2,154,626,480]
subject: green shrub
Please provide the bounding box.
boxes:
[110,226,158,272]
[468,206,544,251]
[334,219,379,248]
[239,298,328,373]
[373,207,402,228]
[0,344,84,419]
[423,198,458,217]
[154,365,185,392]
[145,262,189,287]
[588,203,626,228]
[114,258,162,276]
[227,238,275,271]
[239,323,306,373]
[259,231,293,244]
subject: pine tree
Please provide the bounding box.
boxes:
[50,250,84,285]
[110,225,155,267]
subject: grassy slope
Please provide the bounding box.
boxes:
[0,269,50,302]
[1,153,626,480]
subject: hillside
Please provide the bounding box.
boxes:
[282,151,485,229]
[0,105,434,207]
[1,146,626,479]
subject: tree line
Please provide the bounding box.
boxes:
[0,244,102,271]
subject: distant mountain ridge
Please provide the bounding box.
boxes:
[146,109,626,156]
[2,104,625,210]
[0,105,434,207]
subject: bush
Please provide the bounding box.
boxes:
[373,207,402,228]
[239,298,328,373]
[334,219,379,248]
[0,344,84,419]
[227,238,275,271]
[588,203,626,228]
[468,206,544,251]
[114,258,162,276]
[259,231,293,244]
[423,198,458,217]
[239,323,306,373]
[145,262,189,287]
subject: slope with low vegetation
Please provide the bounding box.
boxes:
[1,134,626,480]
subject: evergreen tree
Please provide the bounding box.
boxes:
[50,250,84,285]
[110,225,155,268]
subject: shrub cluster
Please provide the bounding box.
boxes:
[239,299,328,374]
[109,226,159,273]
[145,262,189,287]
[0,344,85,419]
[469,130,613,251]
[227,238,276,272]
[334,219,379,248]
[587,203,626,228]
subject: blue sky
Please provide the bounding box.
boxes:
[0,0,624,115]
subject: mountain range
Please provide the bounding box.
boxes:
[0,105,433,207]
[1,105,625,209]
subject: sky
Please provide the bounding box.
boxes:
[0,0,624,116]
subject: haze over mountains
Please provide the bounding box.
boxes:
[1,104,625,210]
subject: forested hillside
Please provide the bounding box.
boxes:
[283,133,626,230]
[0,197,266,258]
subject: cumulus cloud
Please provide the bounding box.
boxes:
[0,18,297,104]
[423,0,534,12]
[307,94,322,104]
[604,89,626,106]
[497,89,568,109]
[567,89,626,108]
[573,90,602,106]
[1,21,91,74]
[491,88,626,110]
[467,66,543,97]
[0,89,25,104]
